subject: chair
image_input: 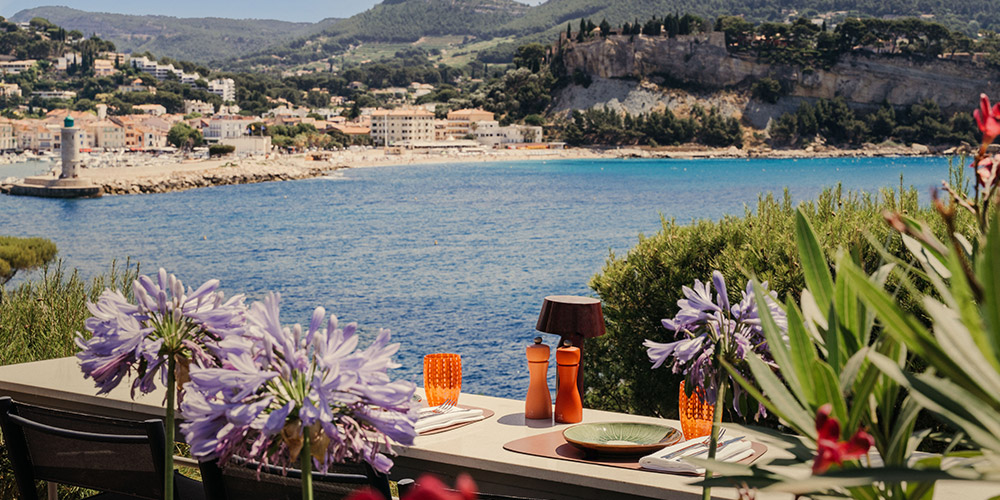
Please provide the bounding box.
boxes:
[0,397,203,500]
[199,457,393,500]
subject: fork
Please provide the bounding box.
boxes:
[431,398,458,414]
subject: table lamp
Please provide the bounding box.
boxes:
[535,295,606,398]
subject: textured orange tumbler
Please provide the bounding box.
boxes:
[678,380,714,439]
[423,353,462,407]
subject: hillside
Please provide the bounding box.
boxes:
[9,6,340,64]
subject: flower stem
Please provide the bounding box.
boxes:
[165,356,175,500]
[301,432,313,500]
[701,384,726,500]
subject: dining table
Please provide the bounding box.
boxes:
[1,356,998,500]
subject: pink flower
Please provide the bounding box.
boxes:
[974,156,998,187]
[974,94,1000,145]
[812,404,874,475]
[347,474,478,500]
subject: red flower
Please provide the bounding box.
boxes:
[347,474,478,500]
[974,94,1000,145]
[812,404,874,475]
[974,156,998,187]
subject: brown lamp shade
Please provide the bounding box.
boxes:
[535,295,606,338]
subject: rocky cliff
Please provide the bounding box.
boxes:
[560,33,1000,115]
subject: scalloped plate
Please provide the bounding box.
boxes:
[562,422,683,456]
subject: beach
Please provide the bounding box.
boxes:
[0,142,958,196]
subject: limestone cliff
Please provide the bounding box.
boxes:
[560,33,1000,115]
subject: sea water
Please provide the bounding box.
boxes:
[0,156,955,397]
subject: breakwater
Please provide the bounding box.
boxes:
[98,162,334,195]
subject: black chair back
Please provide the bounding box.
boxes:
[0,397,169,500]
[199,457,392,500]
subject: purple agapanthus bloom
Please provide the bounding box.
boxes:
[645,271,786,419]
[180,292,417,475]
[76,268,246,397]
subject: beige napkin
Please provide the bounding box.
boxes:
[639,436,753,473]
[416,406,485,434]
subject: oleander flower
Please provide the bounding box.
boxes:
[974,93,1000,146]
[180,292,417,474]
[76,268,246,396]
[644,271,785,419]
[812,404,874,475]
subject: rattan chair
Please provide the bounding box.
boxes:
[0,397,203,500]
[198,457,392,500]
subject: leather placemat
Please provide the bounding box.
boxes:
[503,429,766,475]
[418,405,495,435]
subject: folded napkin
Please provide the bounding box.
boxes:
[415,406,485,434]
[639,436,754,474]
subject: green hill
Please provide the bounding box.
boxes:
[9,6,341,64]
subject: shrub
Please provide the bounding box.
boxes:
[585,184,974,419]
[0,260,140,499]
[208,144,236,157]
[0,236,56,285]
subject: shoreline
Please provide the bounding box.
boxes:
[0,143,956,197]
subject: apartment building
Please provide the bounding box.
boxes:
[87,120,126,150]
[0,60,36,75]
[0,119,16,151]
[93,59,117,76]
[31,90,77,100]
[208,78,236,102]
[204,115,254,143]
[370,108,435,146]
[118,78,155,94]
[446,108,495,138]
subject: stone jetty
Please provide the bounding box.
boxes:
[93,159,336,196]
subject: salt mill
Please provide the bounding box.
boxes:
[554,339,582,423]
[525,337,552,419]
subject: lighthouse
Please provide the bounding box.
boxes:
[60,116,79,179]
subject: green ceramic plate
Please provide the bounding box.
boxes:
[562,422,683,456]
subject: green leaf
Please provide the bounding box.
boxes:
[811,362,848,431]
[901,233,951,280]
[753,281,806,403]
[869,352,1000,453]
[978,210,1000,370]
[796,209,835,309]
[761,467,969,495]
[922,297,1000,396]
[786,299,819,399]
[721,356,816,440]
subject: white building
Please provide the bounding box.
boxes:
[370,108,435,146]
[220,136,271,155]
[31,90,76,100]
[133,104,167,116]
[54,53,81,71]
[208,78,236,102]
[0,83,21,98]
[218,103,241,115]
[0,120,16,151]
[0,60,36,75]
[204,115,254,143]
[184,100,215,116]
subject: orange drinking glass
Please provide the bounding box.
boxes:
[678,380,714,440]
[423,353,462,407]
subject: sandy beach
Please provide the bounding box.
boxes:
[0,143,956,196]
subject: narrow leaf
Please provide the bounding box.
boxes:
[796,209,834,309]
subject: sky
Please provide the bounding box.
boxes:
[0,0,545,23]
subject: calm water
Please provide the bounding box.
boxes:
[0,156,952,398]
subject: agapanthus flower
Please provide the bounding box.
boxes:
[76,268,246,396]
[180,292,417,475]
[644,271,786,419]
[812,404,873,474]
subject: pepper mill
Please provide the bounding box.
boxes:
[525,337,552,420]
[554,339,582,423]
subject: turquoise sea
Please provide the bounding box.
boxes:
[0,156,954,398]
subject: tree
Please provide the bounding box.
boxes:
[0,236,57,285]
[599,19,611,37]
[208,144,235,157]
[167,122,203,150]
[514,44,547,73]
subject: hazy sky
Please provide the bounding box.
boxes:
[0,0,545,22]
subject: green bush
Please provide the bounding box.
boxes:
[0,260,140,499]
[208,144,236,157]
[585,184,974,419]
